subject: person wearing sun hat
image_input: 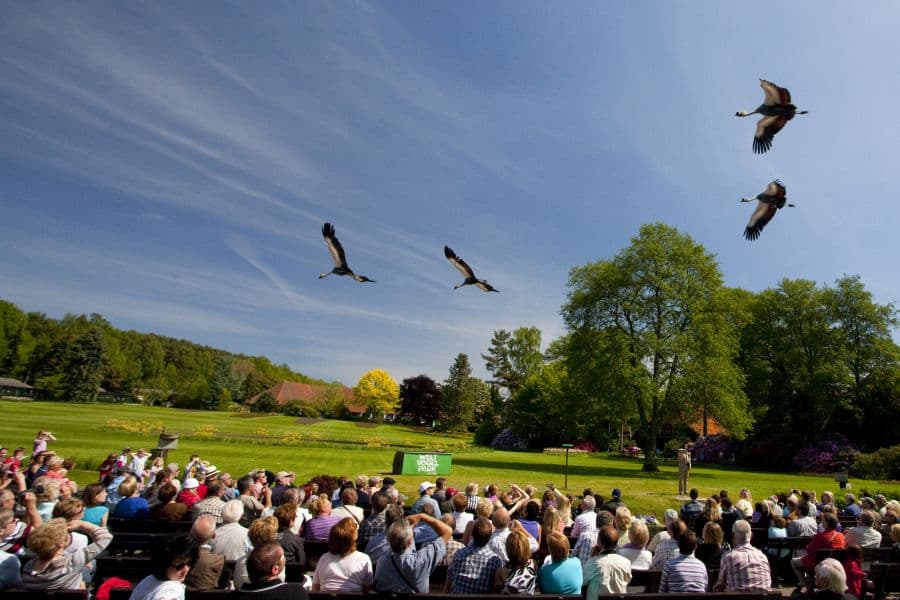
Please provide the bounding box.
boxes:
[177,477,203,509]
[411,482,441,518]
[271,471,295,507]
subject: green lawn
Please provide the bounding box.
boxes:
[3,400,897,518]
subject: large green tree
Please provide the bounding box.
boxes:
[354,369,400,422]
[60,316,108,402]
[399,374,443,424]
[561,223,750,471]
[441,353,476,431]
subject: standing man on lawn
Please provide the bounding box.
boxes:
[677,443,692,496]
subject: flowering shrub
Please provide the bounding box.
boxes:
[792,433,855,473]
[490,428,528,450]
[281,431,303,445]
[361,435,386,448]
[192,424,219,440]
[104,419,165,434]
[253,427,269,436]
[690,434,737,463]
[574,440,601,453]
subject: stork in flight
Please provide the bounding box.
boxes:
[318,222,375,282]
[741,180,795,241]
[444,246,499,292]
[736,79,807,154]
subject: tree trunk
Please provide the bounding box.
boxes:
[641,421,659,471]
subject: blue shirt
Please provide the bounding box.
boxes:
[83,505,109,526]
[410,495,441,518]
[374,539,446,593]
[112,497,150,520]
[538,557,582,594]
[448,544,503,594]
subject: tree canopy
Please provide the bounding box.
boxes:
[353,368,400,421]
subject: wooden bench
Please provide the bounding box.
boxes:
[869,561,900,600]
[1,592,88,600]
[108,517,193,534]
[95,555,238,588]
[628,569,663,593]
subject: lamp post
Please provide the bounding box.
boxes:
[561,443,573,489]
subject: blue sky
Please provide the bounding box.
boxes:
[2,2,898,385]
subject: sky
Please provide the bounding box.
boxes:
[1,1,899,386]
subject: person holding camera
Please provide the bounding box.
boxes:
[0,490,42,556]
[20,515,112,591]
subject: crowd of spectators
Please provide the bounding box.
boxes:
[1,433,900,598]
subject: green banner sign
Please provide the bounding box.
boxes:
[393,451,453,475]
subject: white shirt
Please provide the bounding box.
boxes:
[128,575,185,600]
[313,551,374,592]
[571,511,597,539]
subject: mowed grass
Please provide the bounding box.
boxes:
[2,400,898,518]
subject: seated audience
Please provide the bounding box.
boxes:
[462,497,495,546]
[359,492,387,549]
[374,512,450,594]
[176,477,202,509]
[332,487,365,522]
[766,514,790,561]
[312,517,373,592]
[237,541,309,600]
[449,517,504,594]
[696,521,726,570]
[618,518,652,570]
[450,492,474,535]
[129,534,199,600]
[845,510,882,548]
[842,544,865,599]
[234,517,280,590]
[274,503,305,565]
[0,509,22,590]
[440,513,465,566]
[184,515,225,592]
[493,529,537,594]
[210,499,251,560]
[648,508,679,553]
[150,483,188,522]
[81,483,109,527]
[790,502,820,537]
[516,500,542,544]
[112,476,150,520]
[651,518,687,570]
[571,494,597,538]
[584,525,632,599]
[34,476,61,522]
[793,511,845,590]
[192,479,227,524]
[305,494,341,542]
[659,530,708,593]
[735,488,754,518]
[842,494,861,518]
[693,497,722,538]
[21,517,111,590]
[809,557,857,600]
[537,531,582,594]
[714,519,771,592]
[410,481,441,517]
[680,488,704,526]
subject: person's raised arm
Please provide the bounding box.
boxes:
[408,512,452,543]
[21,492,42,527]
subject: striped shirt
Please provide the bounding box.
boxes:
[659,553,708,593]
[448,544,502,594]
[716,543,771,592]
[650,538,681,570]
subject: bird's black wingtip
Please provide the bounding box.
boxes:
[444,245,455,259]
[322,222,334,236]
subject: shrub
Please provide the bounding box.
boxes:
[308,474,341,498]
[192,424,219,440]
[251,393,277,414]
[691,434,737,464]
[253,427,269,437]
[792,433,855,474]
[281,431,303,445]
[490,428,528,450]
[474,421,502,447]
[663,438,685,458]
[573,440,600,454]
[851,444,900,480]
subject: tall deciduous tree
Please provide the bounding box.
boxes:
[562,223,749,471]
[60,316,108,403]
[399,374,443,424]
[354,369,400,422]
[483,327,543,396]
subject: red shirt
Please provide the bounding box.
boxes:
[801,529,845,570]
[844,559,865,598]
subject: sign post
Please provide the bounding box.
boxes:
[561,443,574,489]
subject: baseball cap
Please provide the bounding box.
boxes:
[612,488,622,498]
[183,477,199,489]
[419,481,435,493]
[275,471,294,479]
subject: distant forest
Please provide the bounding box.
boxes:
[0,299,327,409]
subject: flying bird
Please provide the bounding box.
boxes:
[318,223,375,282]
[741,180,795,241]
[444,246,499,292]
[736,79,808,154]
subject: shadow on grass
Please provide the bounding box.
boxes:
[451,455,671,480]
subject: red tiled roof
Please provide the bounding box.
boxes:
[249,382,355,406]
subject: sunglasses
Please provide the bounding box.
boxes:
[170,561,192,570]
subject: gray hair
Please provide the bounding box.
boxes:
[859,510,876,527]
[582,496,596,511]
[191,514,216,542]
[222,499,244,524]
[815,558,847,594]
[732,519,752,545]
[384,505,406,528]
[664,508,678,525]
[387,520,414,553]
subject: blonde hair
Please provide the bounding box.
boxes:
[27,518,68,559]
[628,518,649,547]
[34,477,61,503]
[465,482,479,496]
[310,494,332,516]
[702,521,724,547]
[248,516,278,546]
[506,529,532,569]
[543,506,561,534]
[117,476,139,499]
[615,506,633,531]
[51,497,84,521]
[475,498,493,519]
[891,523,900,544]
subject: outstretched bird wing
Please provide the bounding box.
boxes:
[475,281,499,293]
[753,115,790,154]
[760,79,790,106]
[744,202,779,241]
[322,222,348,269]
[444,246,475,278]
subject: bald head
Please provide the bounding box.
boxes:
[191,514,216,543]
[491,507,510,530]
